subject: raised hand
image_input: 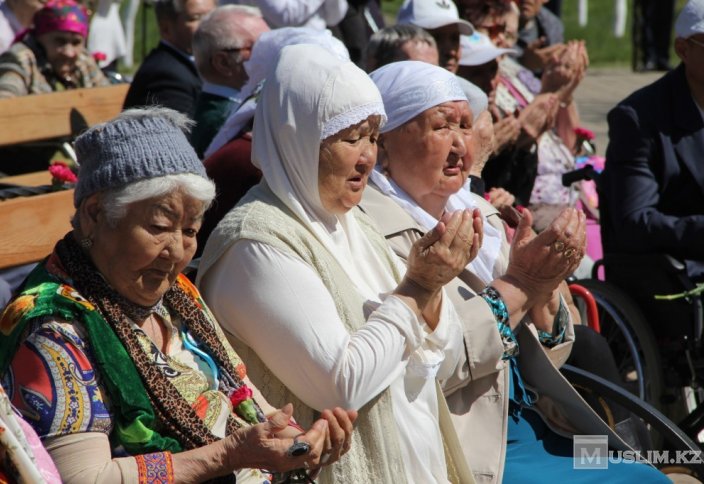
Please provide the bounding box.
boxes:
[466,110,495,177]
[405,209,483,292]
[491,109,521,155]
[541,40,588,104]
[521,37,567,73]
[504,207,586,299]
[518,93,559,143]
[487,188,516,212]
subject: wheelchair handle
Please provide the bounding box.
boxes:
[561,164,600,187]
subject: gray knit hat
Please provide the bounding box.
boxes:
[73,107,208,206]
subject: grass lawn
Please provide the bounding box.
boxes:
[560,0,689,67]
[122,0,689,74]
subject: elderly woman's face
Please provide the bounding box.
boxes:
[381,101,469,206]
[37,30,84,79]
[318,116,380,214]
[87,190,203,306]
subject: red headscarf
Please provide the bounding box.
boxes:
[32,0,89,38]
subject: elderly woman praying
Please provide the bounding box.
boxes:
[360,60,671,484]
[197,44,481,483]
[0,107,355,484]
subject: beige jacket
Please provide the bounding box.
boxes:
[359,183,629,484]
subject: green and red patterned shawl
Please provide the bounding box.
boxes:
[0,234,263,463]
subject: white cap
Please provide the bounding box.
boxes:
[459,33,517,66]
[397,0,474,36]
[675,0,704,39]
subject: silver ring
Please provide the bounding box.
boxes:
[320,452,332,465]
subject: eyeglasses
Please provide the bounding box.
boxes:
[221,45,252,53]
[687,37,704,49]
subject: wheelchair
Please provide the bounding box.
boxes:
[558,165,704,461]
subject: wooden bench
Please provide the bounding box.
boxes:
[0,85,128,269]
[0,171,74,269]
[0,84,129,147]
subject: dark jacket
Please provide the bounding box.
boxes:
[123,42,202,119]
[601,63,704,280]
[191,91,235,159]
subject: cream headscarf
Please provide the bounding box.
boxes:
[252,43,395,301]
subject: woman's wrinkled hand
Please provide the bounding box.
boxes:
[521,38,567,73]
[504,207,586,299]
[468,111,495,177]
[491,109,521,155]
[315,407,358,469]
[405,209,483,292]
[517,93,559,144]
[541,40,589,104]
[487,188,515,212]
[224,404,330,473]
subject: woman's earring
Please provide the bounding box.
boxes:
[79,237,93,249]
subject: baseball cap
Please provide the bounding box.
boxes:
[397,0,474,36]
[459,32,517,66]
[675,0,704,39]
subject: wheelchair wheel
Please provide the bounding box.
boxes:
[574,279,664,408]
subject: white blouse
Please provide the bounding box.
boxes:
[200,239,464,484]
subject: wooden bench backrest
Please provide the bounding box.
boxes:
[0,170,74,269]
[0,84,129,146]
[0,85,129,269]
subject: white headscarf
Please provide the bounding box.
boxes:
[370,60,468,133]
[369,61,502,283]
[253,43,395,300]
[204,28,350,158]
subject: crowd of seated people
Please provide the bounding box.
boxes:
[3,0,704,483]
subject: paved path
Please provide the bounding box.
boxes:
[573,67,663,156]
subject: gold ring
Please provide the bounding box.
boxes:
[563,248,575,259]
[552,240,566,253]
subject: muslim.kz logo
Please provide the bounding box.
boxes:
[574,435,608,469]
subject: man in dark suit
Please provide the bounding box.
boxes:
[191,5,268,158]
[123,0,215,119]
[601,0,704,281]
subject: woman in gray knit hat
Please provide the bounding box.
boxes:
[0,107,355,484]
